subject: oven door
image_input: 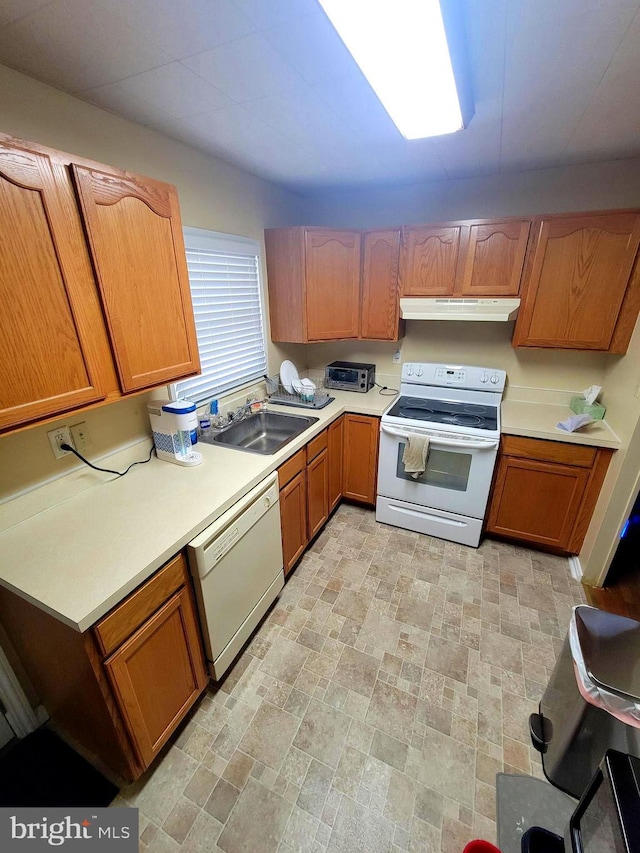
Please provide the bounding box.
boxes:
[377,422,499,519]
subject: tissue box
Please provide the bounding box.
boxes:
[570,396,606,419]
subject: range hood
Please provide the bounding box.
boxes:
[400,297,520,322]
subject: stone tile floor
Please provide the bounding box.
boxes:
[114,504,586,852]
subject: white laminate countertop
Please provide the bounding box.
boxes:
[501,390,621,449]
[0,385,621,632]
[0,390,391,632]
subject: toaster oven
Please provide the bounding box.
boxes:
[325,361,375,393]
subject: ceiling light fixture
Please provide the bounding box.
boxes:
[317,0,473,140]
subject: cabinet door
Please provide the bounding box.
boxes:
[328,416,344,513]
[280,470,308,576]
[457,220,530,296]
[361,229,402,340]
[400,225,462,296]
[307,448,329,539]
[343,415,379,505]
[72,165,200,391]
[104,585,207,769]
[513,212,640,351]
[305,229,361,340]
[486,456,590,551]
[0,144,106,429]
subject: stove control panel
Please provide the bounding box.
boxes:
[402,363,506,392]
[434,367,466,383]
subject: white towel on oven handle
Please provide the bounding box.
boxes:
[402,434,430,479]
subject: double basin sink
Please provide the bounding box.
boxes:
[199,411,319,455]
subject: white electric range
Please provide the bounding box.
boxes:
[376,362,506,547]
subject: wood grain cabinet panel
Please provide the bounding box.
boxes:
[486,437,613,554]
[400,224,462,296]
[0,142,106,429]
[265,227,402,343]
[72,165,200,391]
[457,220,530,296]
[104,585,207,768]
[343,415,380,505]
[0,550,207,781]
[279,470,308,576]
[361,229,403,340]
[513,211,640,352]
[328,416,344,513]
[304,229,361,341]
[307,448,329,539]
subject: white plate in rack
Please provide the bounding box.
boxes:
[279,360,300,393]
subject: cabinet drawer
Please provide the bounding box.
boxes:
[94,553,187,656]
[306,429,328,463]
[278,448,306,489]
[501,435,597,468]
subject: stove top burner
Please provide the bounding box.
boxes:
[386,396,498,432]
[450,414,483,426]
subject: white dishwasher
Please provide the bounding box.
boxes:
[187,472,284,681]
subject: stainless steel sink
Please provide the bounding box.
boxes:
[200,411,319,455]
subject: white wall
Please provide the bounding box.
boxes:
[0,64,302,500]
[302,158,640,227]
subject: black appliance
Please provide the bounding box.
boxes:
[520,750,640,853]
[325,361,375,393]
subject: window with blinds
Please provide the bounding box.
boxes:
[174,227,267,403]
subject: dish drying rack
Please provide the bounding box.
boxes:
[267,371,334,410]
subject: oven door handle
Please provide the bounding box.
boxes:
[380,423,499,451]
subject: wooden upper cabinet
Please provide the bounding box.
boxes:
[265,227,401,343]
[361,229,403,340]
[457,220,530,296]
[400,224,462,296]
[305,229,361,340]
[400,218,531,298]
[72,166,200,392]
[0,143,107,429]
[513,211,640,352]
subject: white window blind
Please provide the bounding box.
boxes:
[174,227,267,403]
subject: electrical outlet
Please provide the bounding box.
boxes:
[70,422,91,453]
[47,426,74,459]
[392,350,401,364]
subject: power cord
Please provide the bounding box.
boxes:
[60,443,155,478]
[375,382,399,397]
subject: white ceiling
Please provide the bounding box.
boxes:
[0,0,639,193]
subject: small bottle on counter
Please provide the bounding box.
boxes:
[198,416,211,437]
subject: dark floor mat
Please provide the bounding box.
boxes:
[0,727,118,807]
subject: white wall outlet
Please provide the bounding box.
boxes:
[70,422,92,453]
[392,350,401,364]
[47,426,74,459]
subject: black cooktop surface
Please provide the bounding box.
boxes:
[386,396,498,431]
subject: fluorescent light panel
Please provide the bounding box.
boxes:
[318,0,463,139]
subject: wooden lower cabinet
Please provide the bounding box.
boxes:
[343,414,380,505]
[0,552,207,780]
[486,436,613,554]
[280,468,309,576]
[328,416,344,512]
[307,448,329,538]
[278,414,379,575]
[102,585,206,768]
